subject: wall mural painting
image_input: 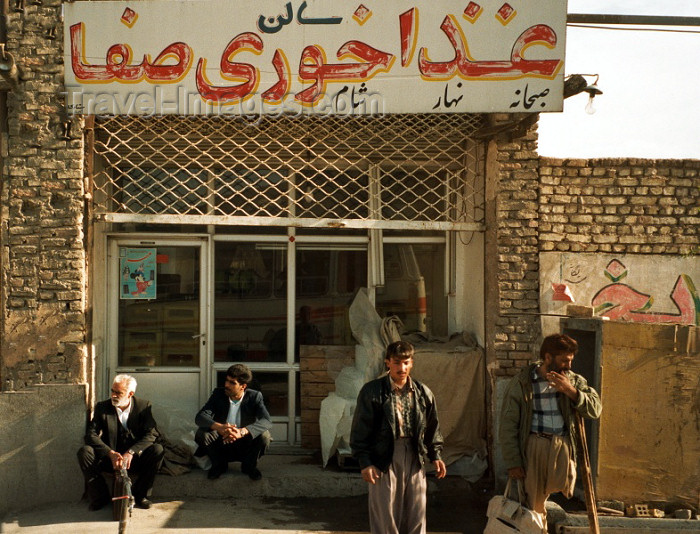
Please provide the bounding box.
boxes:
[590,259,699,325]
[540,253,700,330]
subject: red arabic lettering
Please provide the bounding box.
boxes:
[399,8,417,67]
[195,32,263,104]
[148,43,193,81]
[70,6,565,106]
[296,41,395,104]
[70,22,192,83]
[261,49,290,103]
[418,15,561,80]
[592,275,698,325]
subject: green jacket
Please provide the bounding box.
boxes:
[499,363,602,471]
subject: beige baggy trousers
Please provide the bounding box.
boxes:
[523,433,577,515]
[368,437,427,534]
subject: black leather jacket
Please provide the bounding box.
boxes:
[350,375,444,472]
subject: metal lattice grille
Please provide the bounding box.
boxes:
[92,114,485,231]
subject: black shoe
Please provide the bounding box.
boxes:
[88,499,109,512]
[135,498,152,510]
[242,466,262,481]
[207,463,228,480]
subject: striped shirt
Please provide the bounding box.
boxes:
[530,366,566,435]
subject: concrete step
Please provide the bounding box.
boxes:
[155,454,367,499]
[0,498,461,534]
[557,513,700,532]
[154,453,467,500]
[560,528,698,534]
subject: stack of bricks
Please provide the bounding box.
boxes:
[539,158,699,255]
[299,345,354,449]
[0,0,87,390]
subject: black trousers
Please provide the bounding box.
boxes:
[195,429,267,471]
[77,444,164,505]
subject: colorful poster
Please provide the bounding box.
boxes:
[119,248,157,299]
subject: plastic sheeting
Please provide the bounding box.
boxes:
[411,339,487,468]
[319,288,392,465]
[150,402,197,474]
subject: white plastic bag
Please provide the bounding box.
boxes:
[484,479,546,534]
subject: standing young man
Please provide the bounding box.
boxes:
[351,341,446,534]
[195,363,272,480]
[499,333,602,522]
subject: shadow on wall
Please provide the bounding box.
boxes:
[0,384,86,518]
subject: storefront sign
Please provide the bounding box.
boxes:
[64,0,566,116]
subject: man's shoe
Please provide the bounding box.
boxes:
[135,498,153,510]
[88,499,109,511]
[207,463,227,480]
[242,466,262,481]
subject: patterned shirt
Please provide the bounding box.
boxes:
[530,366,566,435]
[390,376,416,439]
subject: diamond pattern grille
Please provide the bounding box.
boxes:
[92,114,484,230]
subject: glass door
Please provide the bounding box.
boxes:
[213,239,292,443]
[213,237,369,445]
[108,237,208,426]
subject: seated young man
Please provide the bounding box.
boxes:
[195,364,272,480]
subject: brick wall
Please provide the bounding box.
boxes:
[0,0,87,390]
[490,120,542,377]
[492,137,699,377]
[540,158,699,255]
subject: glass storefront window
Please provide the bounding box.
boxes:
[294,246,367,358]
[215,370,298,417]
[118,246,200,367]
[376,243,447,337]
[214,243,287,362]
[215,242,367,364]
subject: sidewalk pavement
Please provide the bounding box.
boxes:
[0,453,492,534]
[3,452,697,534]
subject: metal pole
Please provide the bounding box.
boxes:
[568,14,700,27]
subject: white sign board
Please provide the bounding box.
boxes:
[64,0,566,116]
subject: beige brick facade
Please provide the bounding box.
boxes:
[490,125,542,376]
[0,0,86,390]
[540,158,699,255]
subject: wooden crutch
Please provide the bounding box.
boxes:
[575,411,600,534]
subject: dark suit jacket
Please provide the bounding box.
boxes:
[195,388,272,439]
[85,396,159,458]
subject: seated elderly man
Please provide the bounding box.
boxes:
[77,374,164,510]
